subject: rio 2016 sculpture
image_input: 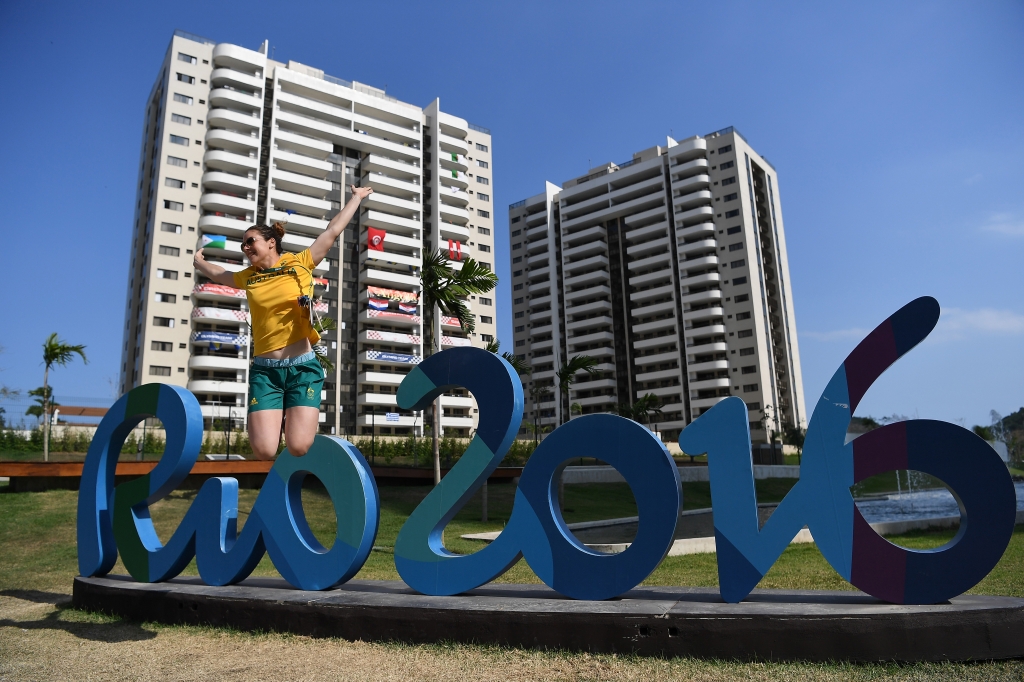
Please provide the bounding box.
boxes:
[78,297,1015,603]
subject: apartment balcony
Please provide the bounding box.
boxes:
[677,238,717,257]
[670,157,710,179]
[440,395,475,409]
[634,350,680,367]
[687,341,729,354]
[199,237,243,258]
[358,329,420,348]
[626,221,670,244]
[562,224,605,247]
[564,284,610,302]
[267,209,327,233]
[636,368,681,383]
[689,377,730,392]
[271,169,332,196]
[668,137,707,163]
[191,306,249,326]
[626,251,670,271]
[567,330,614,347]
[630,283,674,304]
[207,108,261,132]
[526,251,549,267]
[684,306,724,322]
[438,203,469,223]
[530,294,552,307]
[634,317,676,334]
[276,109,347,143]
[441,415,474,429]
[572,378,617,396]
[438,151,468,172]
[211,67,263,92]
[673,189,713,212]
[677,222,716,241]
[628,269,672,288]
[627,236,669,257]
[438,132,469,155]
[529,308,552,323]
[439,186,469,207]
[680,255,720,271]
[528,280,550,295]
[365,154,421,180]
[566,315,613,332]
[363,249,420,269]
[562,240,604,259]
[672,174,710,194]
[526,237,550,256]
[189,355,248,372]
[562,192,664,232]
[362,267,419,288]
[632,300,675,317]
[206,128,259,153]
[633,336,676,350]
[565,299,611,316]
[688,359,730,374]
[200,192,254,214]
[365,209,420,235]
[684,324,726,339]
[187,380,248,395]
[563,269,609,289]
[269,188,331,217]
[364,172,422,200]
[350,110,421,147]
[564,254,609,275]
[276,90,351,128]
[358,350,422,367]
[360,309,420,328]
[357,413,418,427]
[273,129,333,157]
[357,371,406,386]
[209,87,262,112]
[528,265,550,280]
[438,168,469,189]
[212,43,266,71]
[561,192,610,220]
[532,338,554,351]
[357,393,399,407]
[531,369,556,381]
[439,222,470,242]
[440,316,463,330]
[680,289,723,306]
[197,214,249,239]
[363,230,420,253]
[202,171,257,194]
[574,394,617,407]
[640,386,682,399]
[676,205,715,225]
[623,204,670,228]
[204,149,258,175]
[441,335,472,348]
[690,396,728,411]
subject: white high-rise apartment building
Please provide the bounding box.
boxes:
[508,128,806,445]
[121,30,496,437]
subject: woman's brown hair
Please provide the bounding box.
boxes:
[245,222,286,254]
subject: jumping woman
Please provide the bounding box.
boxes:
[193,185,373,459]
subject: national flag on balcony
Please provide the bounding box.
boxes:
[385,412,399,422]
[448,239,462,261]
[451,153,458,162]
[314,277,330,291]
[398,302,417,314]
[368,298,389,311]
[201,234,227,249]
[368,227,386,251]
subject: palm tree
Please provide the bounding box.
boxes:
[617,393,663,428]
[570,402,582,419]
[26,386,57,421]
[555,355,599,425]
[40,333,87,461]
[484,338,531,376]
[419,249,498,484]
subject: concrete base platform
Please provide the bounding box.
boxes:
[73,575,1024,662]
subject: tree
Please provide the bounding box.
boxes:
[484,338,531,376]
[26,386,58,421]
[555,355,599,425]
[570,403,582,419]
[783,424,807,464]
[420,249,498,483]
[973,425,995,441]
[40,334,87,462]
[527,383,553,444]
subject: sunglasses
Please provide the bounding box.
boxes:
[242,236,258,249]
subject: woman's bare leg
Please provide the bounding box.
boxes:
[248,409,284,460]
[284,406,320,456]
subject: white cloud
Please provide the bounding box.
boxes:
[801,328,869,342]
[964,173,983,185]
[934,307,1024,340]
[980,212,1024,237]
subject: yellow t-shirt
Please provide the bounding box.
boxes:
[233,249,321,356]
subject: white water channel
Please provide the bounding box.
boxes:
[854,480,1024,523]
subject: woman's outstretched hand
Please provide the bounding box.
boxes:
[350,184,374,201]
[193,248,207,269]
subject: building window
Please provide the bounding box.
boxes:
[149,365,172,377]
[512,243,521,250]
[514,284,523,291]
[477,209,490,218]
[514,297,524,305]
[167,155,187,167]
[732,276,747,285]
[156,269,178,280]
[160,222,182,233]
[480,316,493,324]
[151,341,173,352]
[177,52,197,64]
[512,256,522,263]
[746,401,760,410]
[171,113,191,126]
[480,262,491,271]
[725,209,740,218]
[724,193,738,202]
[169,134,189,146]
[164,200,184,211]
[515,340,525,347]
[158,245,180,257]
[476,176,489,185]
[478,244,491,253]
[176,73,195,84]
[477,226,491,235]
[718,145,733,154]
[721,177,736,186]
[513,270,522,277]
[735,294,750,303]
[152,317,174,328]
[477,193,490,202]
[165,178,185,189]
[737,329,753,338]
[720,160,735,170]
[154,292,176,303]
[476,143,488,152]
[741,366,757,374]
[739,347,755,356]
[728,242,743,252]
[726,226,741,235]
[742,383,758,392]
[514,311,525,318]
[730,259,745,268]
[481,334,494,342]
[479,297,492,305]
[515,325,525,333]
[736,312,751,320]
[173,93,193,105]
[511,217,520,224]
[477,160,489,168]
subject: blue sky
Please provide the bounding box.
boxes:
[0,1,1021,427]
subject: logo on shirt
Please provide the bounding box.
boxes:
[250,397,258,406]
[307,387,315,399]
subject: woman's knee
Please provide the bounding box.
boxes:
[285,433,314,457]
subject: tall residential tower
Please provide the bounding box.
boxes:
[508,128,805,443]
[121,30,496,437]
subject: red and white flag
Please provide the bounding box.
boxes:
[448,239,462,261]
[368,227,386,251]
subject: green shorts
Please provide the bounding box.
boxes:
[248,352,325,412]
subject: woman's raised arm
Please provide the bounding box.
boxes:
[193,249,237,287]
[309,185,374,266]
